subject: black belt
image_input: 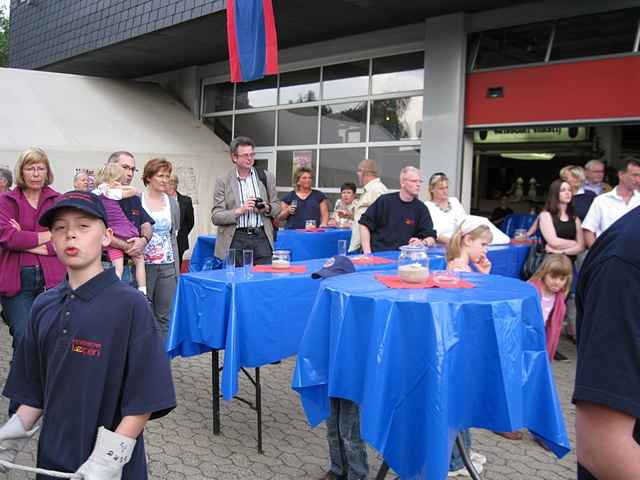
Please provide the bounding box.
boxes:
[236,227,263,235]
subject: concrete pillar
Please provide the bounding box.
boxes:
[596,125,623,169]
[420,13,467,199]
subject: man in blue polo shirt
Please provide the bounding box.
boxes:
[573,205,640,479]
[0,191,175,479]
[359,166,436,254]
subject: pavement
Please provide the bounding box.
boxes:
[0,322,578,479]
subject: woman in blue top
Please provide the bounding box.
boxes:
[279,167,329,229]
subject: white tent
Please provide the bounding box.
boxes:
[0,67,231,256]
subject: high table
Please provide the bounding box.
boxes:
[189,229,352,271]
[190,233,530,278]
[167,252,446,452]
[292,271,570,479]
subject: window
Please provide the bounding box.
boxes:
[202,51,424,191]
[372,52,424,94]
[370,96,423,142]
[318,148,365,189]
[235,76,277,109]
[204,116,232,145]
[203,82,234,113]
[279,68,320,104]
[475,22,552,69]
[551,9,640,61]
[369,146,421,189]
[276,150,317,188]
[234,111,275,146]
[278,107,319,146]
[320,101,367,144]
[322,60,370,100]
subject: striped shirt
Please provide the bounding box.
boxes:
[236,168,264,228]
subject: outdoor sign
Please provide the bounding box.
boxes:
[474,127,587,143]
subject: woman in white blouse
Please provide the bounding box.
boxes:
[141,157,180,333]
[425,173,467,245]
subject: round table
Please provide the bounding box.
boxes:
[292,271,570,479]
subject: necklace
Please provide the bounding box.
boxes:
[436,200,451,213]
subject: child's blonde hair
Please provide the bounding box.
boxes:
[446,220,493,262]
[95,163,126,185]
[529,253,573,296]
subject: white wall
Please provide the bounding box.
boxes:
[0,67,231,257]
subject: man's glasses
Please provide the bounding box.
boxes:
[235,153,256,159]
[121,165,138,173]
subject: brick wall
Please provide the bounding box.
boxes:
[8,0,224,70]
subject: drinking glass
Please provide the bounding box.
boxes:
[337,239,347,256]
[305,219,317,230]
[243,250,253,279]
[225,249,237,278]
[290,199,298,215]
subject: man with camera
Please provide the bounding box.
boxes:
[212,136,280,265]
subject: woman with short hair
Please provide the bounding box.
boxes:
[141,158,180,333]
[279,167,329,229]
[0,148,65,412]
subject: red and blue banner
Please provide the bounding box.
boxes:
[226,0,279,83]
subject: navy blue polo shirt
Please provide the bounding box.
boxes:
[359,192,437,252]
[3,269,176,479]
[119,195,154,232]
[573,206,640,479]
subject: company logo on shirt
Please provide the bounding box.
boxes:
[71,338,102,357]
[404,218,416,226]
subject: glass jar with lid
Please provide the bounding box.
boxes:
[272,250,291,269]
[397,244,429,283]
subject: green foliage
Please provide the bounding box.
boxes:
[0,6,8,67]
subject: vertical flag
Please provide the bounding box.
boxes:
[227,0,279,83]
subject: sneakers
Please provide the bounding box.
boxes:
[448,451,486,477]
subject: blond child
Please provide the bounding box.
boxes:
[529,253,573,361]
[93,164,147,294]
[445,216,493,474]
[446,216,494,274]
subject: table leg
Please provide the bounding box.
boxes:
[255,367,263,454]
[374,462,389,480]
[374,433,479,479]
[211,350,220,435]
[457,433,481,480]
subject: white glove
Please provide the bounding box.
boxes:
[0,414,39,472]
[75,427,136,480]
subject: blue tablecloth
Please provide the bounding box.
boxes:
[190,229,353,271]
[292,272,570,480]
[501,213,537,237]
[168,253,446,400]
[190,234,529,278]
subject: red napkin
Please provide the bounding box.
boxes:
[295,228,327,233]
[351,256,395,265]
[252,265,307,273]
[510,239,536,245]
[374,274,475,289]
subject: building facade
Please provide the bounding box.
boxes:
[7,0,640,210]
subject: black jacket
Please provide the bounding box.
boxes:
[176,191,195,257]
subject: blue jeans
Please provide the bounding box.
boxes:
[102,262,136,287]
[0,266,45,415]
[326,398,368,480]
[449,429,472,471]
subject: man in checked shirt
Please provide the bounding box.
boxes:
[212,136,280,265]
